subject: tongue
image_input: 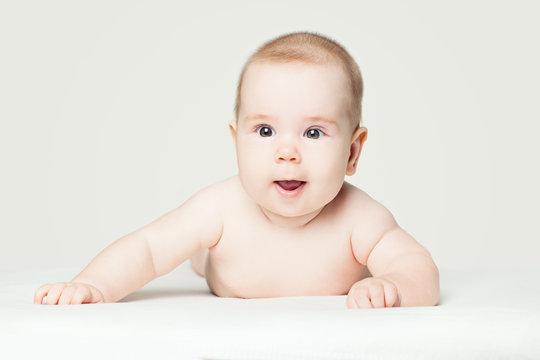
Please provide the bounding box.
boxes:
[276,180,304,191]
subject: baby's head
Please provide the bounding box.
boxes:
[230,32,367,225]
[235,31,364,130]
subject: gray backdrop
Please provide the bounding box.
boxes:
[2,1,539,272]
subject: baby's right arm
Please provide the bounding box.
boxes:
[34,183,224,305]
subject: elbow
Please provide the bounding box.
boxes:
[431,264,440,306]
[417,251,440,306]
[423,262,440,306]
[403,257,440,307]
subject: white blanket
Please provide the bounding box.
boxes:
[1,262,539,359]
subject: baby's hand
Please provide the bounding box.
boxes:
[34,282,105,305]
[346,277,401,309]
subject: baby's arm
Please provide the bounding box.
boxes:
[34,184,223,305]
[348,203,439,308]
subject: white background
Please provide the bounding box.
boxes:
[1,1,539,272]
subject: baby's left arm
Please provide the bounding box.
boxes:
[348,205,439,308]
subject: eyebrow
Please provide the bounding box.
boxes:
[244,114,339,128]
[244,114,275,123]
[303,116,339,128]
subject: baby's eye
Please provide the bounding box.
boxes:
[305,128,324,139]
[257,126,274,137]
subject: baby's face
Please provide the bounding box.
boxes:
[231,61,365,220]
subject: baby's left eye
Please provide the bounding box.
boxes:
[305,128,324,139]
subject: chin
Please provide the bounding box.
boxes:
[267,202,323,218]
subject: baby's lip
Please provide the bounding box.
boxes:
[274,180,306,191]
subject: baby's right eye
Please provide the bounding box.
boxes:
[257,125,275,137]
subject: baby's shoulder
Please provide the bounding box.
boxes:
[336,182,399,265]
[188,176,241,205]
[337,182,385,210]
[337,182,397,232]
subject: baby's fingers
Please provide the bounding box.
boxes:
[383,282,401,307]
[58,286,76,305]
[71,286,93,304]
[368,284,386,308]
[34,284,52,304]
[34,282,103,305]
[45,283,67,305]
[346,286,373,309]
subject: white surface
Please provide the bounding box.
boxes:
[2,1,540,273]
[2,262,539,359]
[2,4,539,358]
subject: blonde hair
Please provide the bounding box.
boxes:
[234,31,363,128]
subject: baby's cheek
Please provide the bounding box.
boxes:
[312,171,345,206]
[319,155,347,182]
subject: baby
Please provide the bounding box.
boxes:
[34,32,439,309]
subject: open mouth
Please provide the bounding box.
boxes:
[274,180,306,198]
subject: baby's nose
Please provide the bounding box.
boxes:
[275,145,301,164]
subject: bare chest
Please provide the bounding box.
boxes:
[204,220,366,298]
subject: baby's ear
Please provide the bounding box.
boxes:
[228,119,238,143]
[346,127,368,176]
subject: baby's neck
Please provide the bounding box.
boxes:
[258,206,323,229]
